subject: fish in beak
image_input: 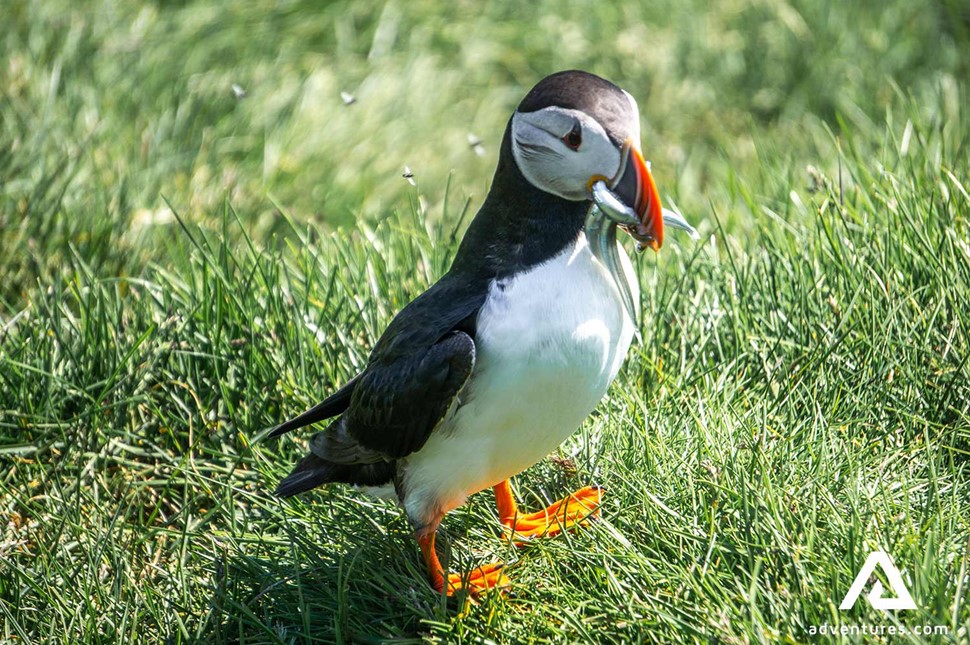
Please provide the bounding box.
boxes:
[585,139,699,328]
[606,142,665,250]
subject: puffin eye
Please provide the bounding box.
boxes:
[562,122,582,150]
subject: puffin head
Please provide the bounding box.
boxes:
[510,70,670,251]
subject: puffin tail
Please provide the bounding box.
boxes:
[274,453,395,498]
[274,453,335,497]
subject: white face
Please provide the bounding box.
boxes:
[510,103,632,201]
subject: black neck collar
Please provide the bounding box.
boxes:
[450,118,589,280]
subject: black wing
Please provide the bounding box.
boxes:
[268,272,488,456]
[345,330,475,458]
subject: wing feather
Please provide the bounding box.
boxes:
[267,373,361,439]
[269,273,488,496]
[346,330,475,458]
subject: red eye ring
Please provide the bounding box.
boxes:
[562,123,582,150]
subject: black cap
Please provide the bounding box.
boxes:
[516,70,638,146]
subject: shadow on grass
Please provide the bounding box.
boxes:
[191,489,518,644]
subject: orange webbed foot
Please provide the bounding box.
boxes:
[442,561,511,597]
[418,525,510,598]
[495,483,602,545]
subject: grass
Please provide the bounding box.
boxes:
[1,0,969,642]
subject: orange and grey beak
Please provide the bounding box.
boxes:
[609,141,664,251]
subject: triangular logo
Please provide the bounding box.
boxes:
[840,550,917,611]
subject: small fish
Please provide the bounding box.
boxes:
[402,166,416,186]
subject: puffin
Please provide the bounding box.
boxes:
[268,70,698,596]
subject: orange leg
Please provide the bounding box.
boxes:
[493,479,602,545]
[416,522,509,597]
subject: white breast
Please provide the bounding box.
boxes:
[400,232,638,525]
